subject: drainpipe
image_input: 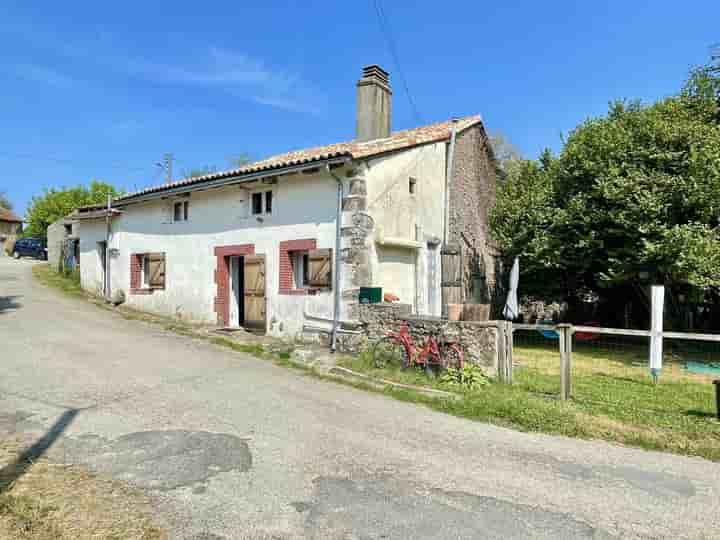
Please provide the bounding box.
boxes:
[326,164,344,353]
[444,119,458,245]
[105,193,112,301]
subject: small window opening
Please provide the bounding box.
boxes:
[251,190,273,215]
[252,192,263,215]
[409,177,417,194]
[174,201,189,222]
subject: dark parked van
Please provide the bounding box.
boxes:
[13,238,47,260]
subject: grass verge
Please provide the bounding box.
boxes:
[339,349,720,461]
[32,264,84,297]
[33,264,720,461]
[0,437,165,540]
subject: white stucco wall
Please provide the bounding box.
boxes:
[79,171,340,338]
[363,142,446,316]
[79,220,107,296]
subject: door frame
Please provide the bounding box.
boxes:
[213,244,255,327]
[228,256,245,328]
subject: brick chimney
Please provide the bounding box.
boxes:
[356,65,392,142]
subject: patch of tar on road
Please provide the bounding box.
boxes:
[601,464,696,498]
[510,450,695,500]
[91,430,253,491]
[290,501,311,513]
[299,475,614,539]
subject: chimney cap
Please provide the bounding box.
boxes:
[360,65,390,85]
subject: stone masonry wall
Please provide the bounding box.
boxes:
[345,303,499,373]
[448,124,498,306]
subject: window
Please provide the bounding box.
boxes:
[290,251,310,288]
[252,193,262,215]
[409,177,417,194]
[131,252,166,292]
[251,190,273,215]
[173,201,188,222]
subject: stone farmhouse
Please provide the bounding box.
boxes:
[0,208,23,255]
[74,65,498,345]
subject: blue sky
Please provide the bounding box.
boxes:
[1,1,718,215]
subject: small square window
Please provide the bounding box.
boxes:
[252,192,263,215]
[409,177,417,195]
[173,201,188,222]
[251,190,273,215]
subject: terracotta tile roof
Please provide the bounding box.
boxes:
[69,208,123,221]
[0,207,22,223]
[114,115,483,203]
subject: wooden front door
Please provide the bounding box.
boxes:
[243,255,266,332]
[441,243,463,310]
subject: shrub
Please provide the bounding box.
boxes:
[439,364,490,391]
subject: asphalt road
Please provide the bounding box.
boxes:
[1,257,719,539]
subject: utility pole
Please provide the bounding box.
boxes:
[164,153,174,184]
[156,153,174,185]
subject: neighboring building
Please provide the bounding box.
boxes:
[0,208,23,256]
[74,65,498,339]
[47,217,80,271]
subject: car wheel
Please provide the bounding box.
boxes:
[12,251,20,259]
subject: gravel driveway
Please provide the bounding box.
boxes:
[1,257,719,539]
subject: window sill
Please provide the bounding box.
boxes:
[279,288,318,296]
[130,287,163,295]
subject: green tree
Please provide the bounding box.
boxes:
[490,64,720,305]
[488,132,524,180]
[0,192,12,211]
[182,166,217,179]
[228,153,252,168]
[182,154,253,179]
[24,181,122,238]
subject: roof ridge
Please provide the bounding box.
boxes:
[113,114,483,202]
[0,207,22,222]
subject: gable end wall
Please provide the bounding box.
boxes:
[448,124,498,304]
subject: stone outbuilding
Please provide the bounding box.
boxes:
[47,217,80,271]
[0,208,23,256]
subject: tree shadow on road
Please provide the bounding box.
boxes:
[0,295,22,315]
[0,409,79,493]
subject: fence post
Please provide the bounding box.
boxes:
[650,285,665,383]
[496,321,506,383]
[496,321,513,384]
[558,324,573,401]
[505,321,513,384]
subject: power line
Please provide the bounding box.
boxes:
[371,0,424,124]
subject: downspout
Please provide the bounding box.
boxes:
[105,193,112,301]
[326,164,344,353]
